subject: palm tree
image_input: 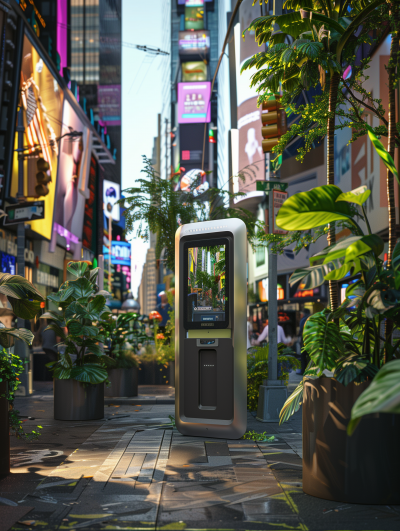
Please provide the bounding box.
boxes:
[243,0,384,309]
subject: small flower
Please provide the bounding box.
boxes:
[156,333,165,340]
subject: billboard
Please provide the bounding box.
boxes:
[185,6,204,30]
[10,33,64,241]
[178,31,210,57]
[233,0,264,203]
[53,99,92,247]
[102,240,131,266]
[98,84,121,126]
[178,82,211,124]
[103,179,120,221]
[182,61,207,82]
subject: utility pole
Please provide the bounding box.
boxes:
[16,108,25,323]
[108,213,112,293]
[165,118,168,180]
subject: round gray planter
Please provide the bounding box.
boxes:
[54,379,104,421]
[0,381,10,477]
[104,367,138,397]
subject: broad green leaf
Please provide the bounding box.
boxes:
[0,327,34,348]
[53,366,72,379]
[345,234,384,263]
[66,277,94,299]
[45,323,66,341]
[8,299,41,320]
[59,352,72,369]
[289,261,340,289]
[279,379,304,424]
[367,288,400,312]
[303,310,344,373]
[316,236,363,265]
[275,185,352,231]
[392,241,400,272]
[70,363,108,384]
[334,354,378,387]
[348,360,400,435]
[41,311,63,322]
[0,273,44,301]
[335,186,371,206]
[66,261,89,278]
[367,126,400,185]
[88,295,106,314]
[324,259,361,281]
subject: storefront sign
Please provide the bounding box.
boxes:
[272,190,289,235]
[178,82,211,124]
[37,270,59,288]
[258,278,285,302]
[0,238,34,264]
[178,30,210,56]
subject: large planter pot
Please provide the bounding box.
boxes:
[303,377,400,504]
[0,381,10,477]
[138,360,171,385]
[169,361,175,387]
[104,367,138,397]
[54,379,104,421]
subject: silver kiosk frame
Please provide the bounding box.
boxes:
[175,218,247,439]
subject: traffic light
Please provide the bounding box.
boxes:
[261,96,287,152]
[36,157,50,196]
[209,128,216,144]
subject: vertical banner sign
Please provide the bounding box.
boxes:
[272,190,288,235]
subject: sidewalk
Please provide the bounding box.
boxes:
[0,375,399,531]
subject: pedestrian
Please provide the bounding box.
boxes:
[156,291,172,331]
[252,319,292,346]
[298,309,311,375]
[247,315,253,350]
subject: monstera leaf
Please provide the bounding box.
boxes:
[310,236,363,266]
[344,235,384,263]
[348,360,400,435]
[289,260,341,289]
[275,185,352,231]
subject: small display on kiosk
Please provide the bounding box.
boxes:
[186,243,227,325]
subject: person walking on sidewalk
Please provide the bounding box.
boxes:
[252,319,292,346]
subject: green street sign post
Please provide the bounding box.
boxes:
[256,180,288,193]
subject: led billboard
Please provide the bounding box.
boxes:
[178,31,210,57]
[102,240,131,266]
[182,61,207,82]
[10,34,64,241]
[103,179,121,221]
[98,85,121,126]
[178,82,211,124]
[185,6,204,30]
[53,99,92,246]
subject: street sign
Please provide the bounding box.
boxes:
[256,180,288,192]
[272,189,288,235]
[4,201,45,226]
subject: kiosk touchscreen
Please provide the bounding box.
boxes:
[175,219,247,439]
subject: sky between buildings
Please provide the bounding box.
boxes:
[122,0,167,298]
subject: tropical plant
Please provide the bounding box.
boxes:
[247,343,300,411]
[102,312,144,369]
[276,183,400,423]
[122,157,262,272]
[156,291,175,365]
[0,349,42,440]
[43,261,114,385]
[243,0,386,310]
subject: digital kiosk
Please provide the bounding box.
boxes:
[175,219,247,439]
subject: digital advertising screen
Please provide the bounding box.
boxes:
[185,240,228,328]
[185,6,204,30]
[178,82,211,124]
[11,33,64,241]
[182,61,207,82]
[98,85,121,126]
[54,99,92,246]
[178,31,210,57]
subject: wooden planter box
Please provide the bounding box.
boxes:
[303,377,400,504]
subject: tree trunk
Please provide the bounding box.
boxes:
[384,7,400,362]
[327,71,341,311]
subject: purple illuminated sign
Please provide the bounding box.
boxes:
[178,82,211,124]
[179,30,210,56]
[57,0,68,74]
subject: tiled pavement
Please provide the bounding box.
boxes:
[2,377,400,530]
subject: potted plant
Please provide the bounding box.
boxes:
[43,261,114,421]
[102,312,144,397]
[275,182,400,503]
[0,273,44,476]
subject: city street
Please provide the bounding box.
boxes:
[1,376,399,531]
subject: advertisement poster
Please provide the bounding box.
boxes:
[182,61,207,82]
[103,179,121,221]
[82,156,97,251]
[178,30,210,56]
[10,34,64,241]
[178,82,211,124]
[98,85,121,125]
[53,99,92,247]
[233,0,264,204]
[185,6,204,30]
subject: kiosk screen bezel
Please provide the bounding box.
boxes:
[183,237,230,330]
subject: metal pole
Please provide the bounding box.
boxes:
[165,118,168,180]
[268,194,278,382]
[108,214,112,292]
